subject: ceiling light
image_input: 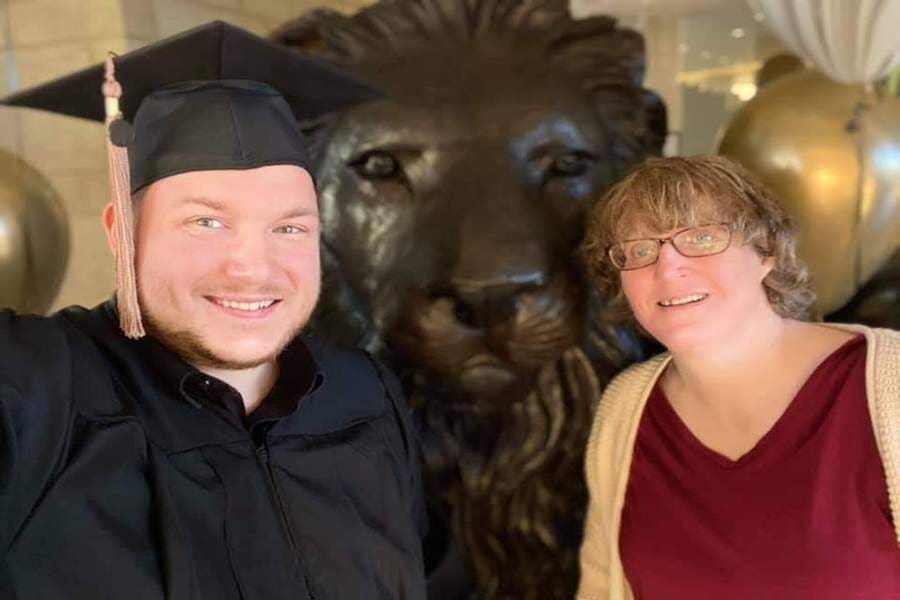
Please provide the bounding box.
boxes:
[731,28,745,39]
[730,80,757,101]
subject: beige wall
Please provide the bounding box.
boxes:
[641,15,683,136]
[0,0,369,313]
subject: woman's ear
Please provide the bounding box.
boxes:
[761,254,776,279]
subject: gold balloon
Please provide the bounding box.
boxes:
[0,149,70,314]
[719,70,900,316]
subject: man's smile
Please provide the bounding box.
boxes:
[206,296,282,315]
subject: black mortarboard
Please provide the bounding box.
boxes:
[1,20,379,192]
[1,21,380,339]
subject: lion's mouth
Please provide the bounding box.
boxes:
[459,364,517,393]
[456,354,517,390]
[461,354,504,370]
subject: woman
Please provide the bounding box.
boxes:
[577,156,899,599]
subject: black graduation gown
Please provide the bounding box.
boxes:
[0,302,427,600]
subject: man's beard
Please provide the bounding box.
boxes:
[141,308,307,370]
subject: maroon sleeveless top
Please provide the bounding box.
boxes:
[619,336,900,599]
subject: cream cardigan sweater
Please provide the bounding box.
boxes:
[577,324,900,600]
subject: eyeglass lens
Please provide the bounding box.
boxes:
[609,224,731,270]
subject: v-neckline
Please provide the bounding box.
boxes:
[654,335,865,469]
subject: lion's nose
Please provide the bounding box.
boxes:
[440,274,545,329]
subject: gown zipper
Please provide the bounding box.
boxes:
[256,438,317,599]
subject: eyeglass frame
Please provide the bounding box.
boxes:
[606,223,733,271]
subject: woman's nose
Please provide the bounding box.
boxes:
[653,240,689,276]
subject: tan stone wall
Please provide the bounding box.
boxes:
[0,0,370,313]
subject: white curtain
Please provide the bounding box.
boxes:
[749,0,900,84]
[569,0,618,19]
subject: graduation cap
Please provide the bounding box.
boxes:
[1,21,380,339]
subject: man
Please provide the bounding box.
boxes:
[0,22,427,600]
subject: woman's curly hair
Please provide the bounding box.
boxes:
[582,155,816,321]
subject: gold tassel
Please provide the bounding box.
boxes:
[103,53,145,339]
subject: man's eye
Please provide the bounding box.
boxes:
[275,225,306,234]
[194,217,224,229]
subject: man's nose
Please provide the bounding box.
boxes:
[222,233,271,278]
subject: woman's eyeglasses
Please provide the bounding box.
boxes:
[607,224,732,271]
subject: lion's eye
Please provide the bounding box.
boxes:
[548,151,595,178]
[351,151,401,180]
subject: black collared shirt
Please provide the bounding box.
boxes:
[0,302,427,600]
[158,332,324,435]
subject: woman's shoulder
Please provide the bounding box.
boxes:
[823,322,900,355]
[607,353,670,393]
[822,321,898,338]
[595,353,670,419]
[865,325,900,348]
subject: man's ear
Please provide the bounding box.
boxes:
[101,202,117,256]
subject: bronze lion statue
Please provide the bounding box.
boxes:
[272,1,665,597]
